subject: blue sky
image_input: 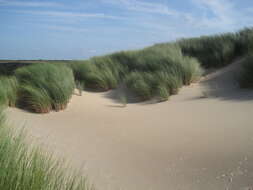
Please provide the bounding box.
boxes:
[0,0,253,60]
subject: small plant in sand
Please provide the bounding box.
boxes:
[201,90,210,98]
[180,56,203,85]
[76,81,84,96]
[119,94,127,107]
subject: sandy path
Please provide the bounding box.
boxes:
[6,60,253,190]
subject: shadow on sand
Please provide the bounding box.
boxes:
[193,58,253,101]
[104,84,165,106]
[103,85,141,104]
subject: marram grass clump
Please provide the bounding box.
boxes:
[71,57,126,91]
[18,85,52,113]
[4,27,250,106]
[0,109,92,190]
[0,76,18,107]
[15,63,75,113]
[67,28,253,102]
[125,72,154,101]
[122,46,202,101]
[70,43,203,102]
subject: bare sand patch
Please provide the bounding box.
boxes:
[6,60,253,190]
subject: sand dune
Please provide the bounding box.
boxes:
[6,60,253,190]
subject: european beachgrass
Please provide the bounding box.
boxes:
[0,109,92,190]
[15,63,75,113]
[176,33,238,68]
[113,44,202,101]
[71,44,202,102]
[125,72,154,101]
[71,57,125,91]
[0,76,18,107]
[72,27,246,101]
[0,27,252,109]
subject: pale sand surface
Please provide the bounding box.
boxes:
[6,60,253,190]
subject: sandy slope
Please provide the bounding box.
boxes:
[6,59,253,190]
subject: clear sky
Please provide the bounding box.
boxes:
[0,0,253,60]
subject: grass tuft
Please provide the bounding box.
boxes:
[71,58,123,91]
[125,72,153,101]
[0,109,92,190]
[15,63,75,113]
[0,76,18,107]
[70,43,203,101]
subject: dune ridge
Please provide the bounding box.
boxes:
[6,60,253,190]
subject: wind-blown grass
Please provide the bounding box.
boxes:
[1,27,251,105]
[236,27,253,55]
[179,56,203,85]
[174,28,253,68]
[175,33,237,68]
[71,57,125,91]
[154,72,183,95]
[125,72,153,100]
[19,85,52,113]
[0,109,91,190]
[15,63,75,113]
[71,44,202,101]
[155,83,170,102]
[123,55,201,101]
[120,45,202,101]
[0,76,18,107]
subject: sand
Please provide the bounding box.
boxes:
[6,59,253,190]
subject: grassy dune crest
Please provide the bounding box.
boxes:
[72,44,202,101]
[236,28,253,55]
[0,109,91,190]
[0,27,252,108]
[15,63,75,113]
[70,28,253,101]
[176,33,237,68]
[154,28,253,69]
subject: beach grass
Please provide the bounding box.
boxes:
[15,63,75,113]
[176,33,237,68]
[0,109,92,190]
[0,27,252,109]
[71,43,202,101]
[0,76,18,107]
